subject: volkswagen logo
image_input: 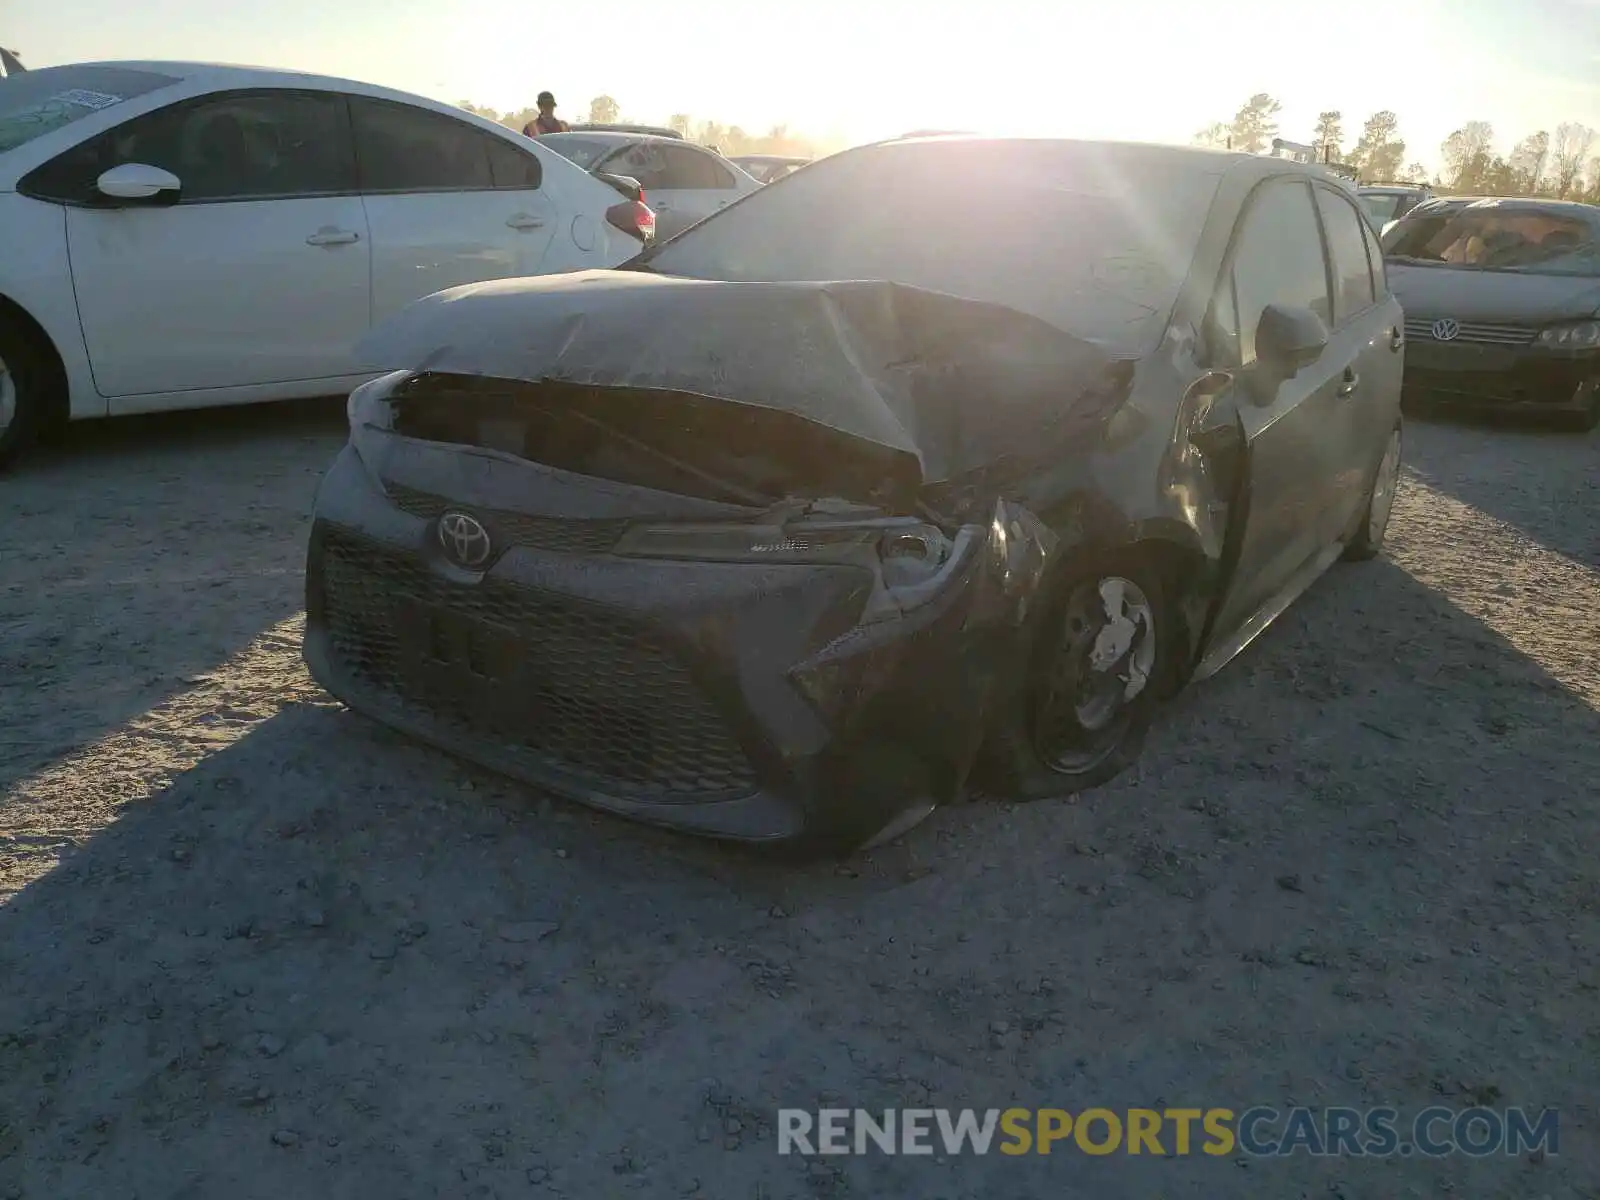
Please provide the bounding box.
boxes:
[1431,318,1461,341]
[437,511,493,569]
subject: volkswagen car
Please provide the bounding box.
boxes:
[1386,196,1600,430]
[304,137,1405,853]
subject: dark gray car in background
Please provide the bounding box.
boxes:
[1385,196,1600,430]
[304,138,1405,853]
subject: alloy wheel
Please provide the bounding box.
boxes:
[1031,575,1157,775]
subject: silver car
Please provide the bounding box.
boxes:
[535,132,761,239]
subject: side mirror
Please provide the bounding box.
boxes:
[595,170,643,202]
[96,163,181,204]
[1245,303,1328,404]
[1256,303,1328,373]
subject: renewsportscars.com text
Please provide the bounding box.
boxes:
[777,1106,1559,1158]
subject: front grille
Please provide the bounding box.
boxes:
[385,482,627,554]
[316,526,757,803]
[1404,317,1535,346]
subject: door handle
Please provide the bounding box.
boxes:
[1337,369,1361,397]
[306,228,360,246]
[1389,327,1404,352]
[506,214,547,230]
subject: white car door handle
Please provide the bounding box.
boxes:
[306,228,360,246]
[506,214,547,230]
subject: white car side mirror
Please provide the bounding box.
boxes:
[96,162,182,200]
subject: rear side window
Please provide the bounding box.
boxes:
[1314,186,1376,323]
[486,136,542,189]
[352,97,537,193]
[660,145,735,189]
[605,142,671,190]
[1228,178,1332,364]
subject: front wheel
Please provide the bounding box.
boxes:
[1343,421,1403,562]
[0,321,52,471]
[980,551,1167,802]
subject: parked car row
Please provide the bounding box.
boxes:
[5,62,1596,852]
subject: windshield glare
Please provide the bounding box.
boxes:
[1385,206,1600,275]
[0,65,178,154]
[535,135,615,169]
[644,140,1224,351]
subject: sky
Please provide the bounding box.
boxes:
[11,0,1600,169]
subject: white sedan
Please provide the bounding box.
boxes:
[0,61,653,467]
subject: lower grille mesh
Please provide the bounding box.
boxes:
[315,526,757,803]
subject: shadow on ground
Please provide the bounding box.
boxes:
[0,400,346,790]
[2,544,1596,1199]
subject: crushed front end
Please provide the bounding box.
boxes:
[303,371,1055,848]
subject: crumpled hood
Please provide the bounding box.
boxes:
[356,270,1125,486]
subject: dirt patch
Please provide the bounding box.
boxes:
[2,407,1597,1199]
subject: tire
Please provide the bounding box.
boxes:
[978,549,1167,802]
[0,319,52,471]
[1343,420,1403,562]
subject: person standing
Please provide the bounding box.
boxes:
[523,92,569,136]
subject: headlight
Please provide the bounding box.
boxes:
[1537,320,1600,349]
[346,371,410,481]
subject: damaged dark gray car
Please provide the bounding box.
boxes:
[304,137,1405,852]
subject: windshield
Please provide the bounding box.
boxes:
[535,134,617,170]
[1384,204,1600,275]
[1359,193,1405,227]
[0,65,179,154]
[644,140,1224,351]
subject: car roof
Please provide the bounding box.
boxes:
[11,60,510,125]
[866,134,1343,181]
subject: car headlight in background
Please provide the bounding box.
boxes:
[1537,320,1600,349]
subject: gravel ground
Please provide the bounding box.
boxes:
[1,402,1597,1199]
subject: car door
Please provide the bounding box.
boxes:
[1312,182,1403,542]
[351,97,559,326]
[58,88,370,399]
[1203,176,1357,650]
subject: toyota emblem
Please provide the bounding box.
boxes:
[437,511,493,569]
[1431,318,1461,341]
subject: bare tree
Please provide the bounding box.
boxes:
[1507,131,1550,195]
[1550,122,1596,198]
[1192,122,1231,149]
[1441,121,1495,190]
[587,95,621,125]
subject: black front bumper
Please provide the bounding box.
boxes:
[1403,340,1600,412]
[303,447,1016,846]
